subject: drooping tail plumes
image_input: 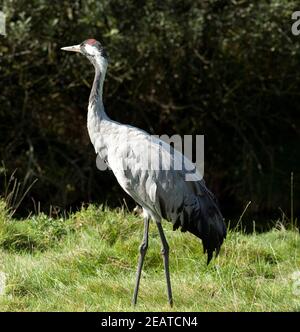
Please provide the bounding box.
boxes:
[173,190,226,265]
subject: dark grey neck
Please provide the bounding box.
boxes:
[88,60,108,120]
[89,66,102,105]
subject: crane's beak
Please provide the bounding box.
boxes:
[61,44,81,53]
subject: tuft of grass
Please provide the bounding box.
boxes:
[0,200,299,311]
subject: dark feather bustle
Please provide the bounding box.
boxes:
[169,182,226,264]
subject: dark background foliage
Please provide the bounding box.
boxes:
[0,0,299,223]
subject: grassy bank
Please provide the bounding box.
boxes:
[0,200,299,311]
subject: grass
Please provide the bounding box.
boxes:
[0,199,299,312]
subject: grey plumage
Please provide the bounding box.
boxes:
[104,127,226,264]
[62,39,226,305]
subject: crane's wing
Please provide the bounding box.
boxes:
[106,125,226,264]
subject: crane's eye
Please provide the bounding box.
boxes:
[83,43,97,57]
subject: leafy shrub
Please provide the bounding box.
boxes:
[0,0,299,220]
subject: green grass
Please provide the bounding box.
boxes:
[0,200,299,311]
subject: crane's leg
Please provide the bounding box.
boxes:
[156,221,173,307]
[132,217,149,306]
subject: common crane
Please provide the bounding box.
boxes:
[61,39,226,306]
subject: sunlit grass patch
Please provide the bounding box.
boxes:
[0,200,299,311]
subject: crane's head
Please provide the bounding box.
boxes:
[61,39,108,66]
